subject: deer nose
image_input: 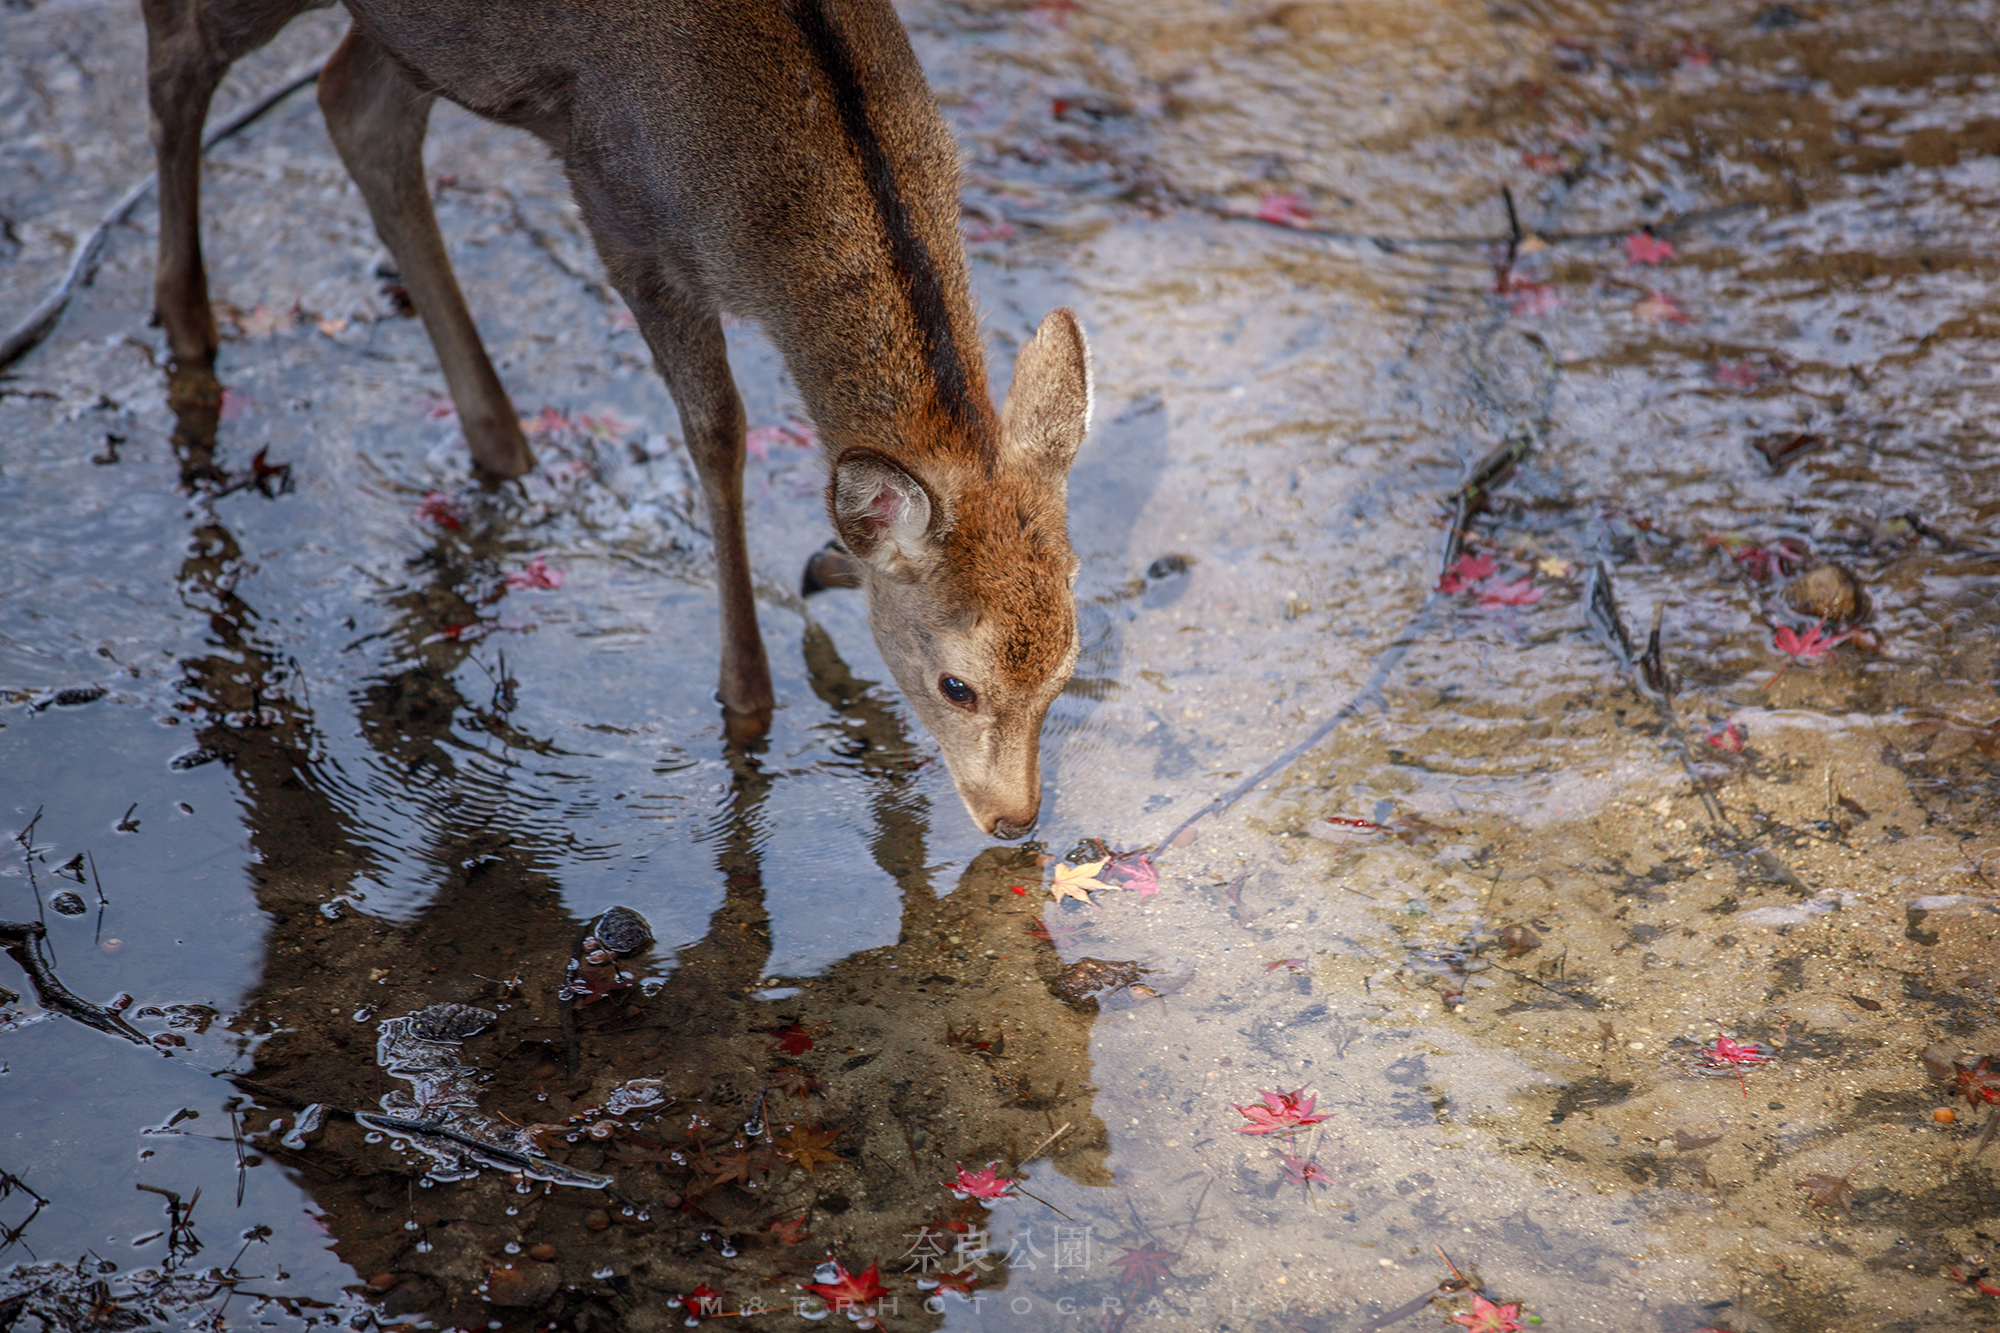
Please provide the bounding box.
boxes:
[989,811,1038,841]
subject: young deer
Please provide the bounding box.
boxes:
[142,0,1090,839]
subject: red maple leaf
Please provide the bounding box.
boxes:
[1730,539,1808,581]
[1275,1152,1335,1187]
[1109,852,1160,899]
[1265,957,1306,973]
[767,1022,817,1056]
[769,1216,809,1244]
[679,1283,727,1319]
[1451,1292,1526,1333]
[1229,1087,1329,1135]
[1956,1055,2000,1108]
[1507,280,1560,317]
[1623,230,1676,265]
[944,1162,1019,1200]
[1706,722,1745,752]
[802,1261,888,1309]
[1635,289,1691,324]
[1689,1033,1776,1097]
[745,420,817,461]
[1437,552,1497,594]
[416,490,464,531]
[1255,193,1314,228]
[1774,620,1844,660]
[506,554,566,591]
[1676,40,1716,69]
[1475,576,1543,608]
[931,1269,982,1295]
[1109,1243,1177,1291]
[1712,358,1767,389]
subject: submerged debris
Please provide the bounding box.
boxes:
[1783,563,1869,625]
[589,905,654,954]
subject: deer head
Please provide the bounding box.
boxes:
[830,309,1092,839]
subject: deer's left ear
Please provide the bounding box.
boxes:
[831,448,948,571]
[1001,307,1092,475]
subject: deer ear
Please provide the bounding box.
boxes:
[831,448,943,568]
[1001,307,1092,475]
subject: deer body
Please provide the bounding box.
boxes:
[143,0,1090,837]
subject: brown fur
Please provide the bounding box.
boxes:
[142,0,1090,837]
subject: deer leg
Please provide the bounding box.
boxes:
[625,290,772,742]
[317,27,533,480]
[141,0,228,377]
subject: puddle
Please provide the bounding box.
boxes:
[4,0,1999,1330]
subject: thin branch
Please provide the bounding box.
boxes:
[0,61,324,372]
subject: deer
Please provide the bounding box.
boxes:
[141,0,1092,840]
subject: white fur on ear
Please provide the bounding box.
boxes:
[1001,307,1092,474]
[831,449,942,567]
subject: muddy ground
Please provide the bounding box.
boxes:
[3,0,1999,1330]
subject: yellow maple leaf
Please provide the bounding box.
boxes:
[1535,556,1574,578]
[775,1122,850,1174]
[1049,859,1111,903]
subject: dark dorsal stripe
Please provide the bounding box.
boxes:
[790,0,989,456]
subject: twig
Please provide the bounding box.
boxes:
[0,61,324,372]
[1016,1120,1072,1167]
[1226,197,1760,251]
[0,920,151,1043]
[1157,341,1555,857]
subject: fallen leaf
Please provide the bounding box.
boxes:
[1712,358,1767,389]
[1451,1292,1527,1333]
[506,554,566,591]
[1010,884,1028,896]
[1049,859,1111,904]
[316,315,348,336]
[1229,1087,1329,1135]
[238,301,294,339]
[774,1122,849,1174]
[1507,280,1561,317]
[766,1022,818,1056]
[746,420,817,460]
[1705,721,1745,752]
[801,1261,886,1309]
[417,491,464,531]
[944,1162,1018,1201]
[1774,620,1845,661]
[1274,1152,1335,1188]
[769,1216,809,1244]
[1535,556,1573,578]
[1109,852,1160,899]
[1475,576,1544,607]
[1265,958,1306,973]
[1437,552,1497,595]
[1635,289,1691,324]
[1521,150,1564,173]
[1109,1243,1177,1292]
[1796,1154,1870,1212]
[1254,193,1314,228]
[1624,230,1676,265]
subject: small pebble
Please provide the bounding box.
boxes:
[366,1272,400,1293]
[1934,1108,1957,1124]
[583,1209,611,1231]
[1783,563,1867,625]
[529,1243,557,1262]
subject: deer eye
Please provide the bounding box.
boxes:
[938,675,977,708]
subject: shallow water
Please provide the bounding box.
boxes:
[3,0,1998,1330]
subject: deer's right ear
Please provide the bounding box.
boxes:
[1001,307,1092,475]
[831,448,944,569]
